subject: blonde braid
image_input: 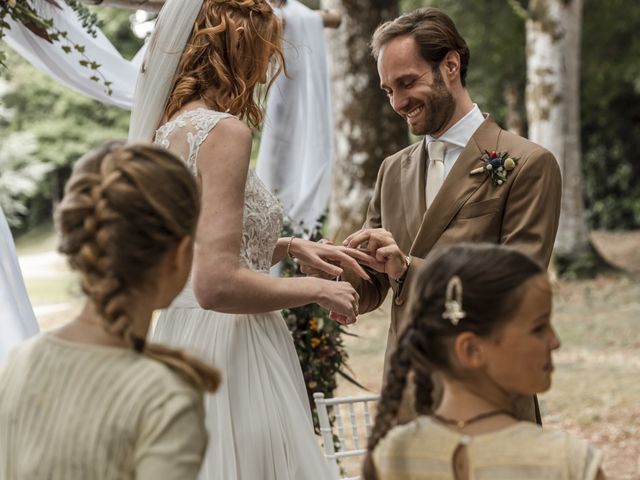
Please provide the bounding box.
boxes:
[57,141,220,392]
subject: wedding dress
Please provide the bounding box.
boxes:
[0,207,38,363]
[151,108,333,480]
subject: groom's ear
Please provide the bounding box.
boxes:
[443,51,461,82]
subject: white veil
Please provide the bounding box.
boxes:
[128,0,205,142]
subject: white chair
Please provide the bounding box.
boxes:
[313,392,380,480]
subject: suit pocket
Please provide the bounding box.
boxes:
[457,198,501,220]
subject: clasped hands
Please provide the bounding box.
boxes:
[293,228,408,325]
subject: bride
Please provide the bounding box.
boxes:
[0,207,38,363]
[129,1,369,478]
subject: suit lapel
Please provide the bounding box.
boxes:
[410,116,503,258]
[400,143,426,242]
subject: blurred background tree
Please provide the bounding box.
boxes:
[0,7,142,232]
[2,0,640,275]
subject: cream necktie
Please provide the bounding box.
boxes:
[426,140,446,209]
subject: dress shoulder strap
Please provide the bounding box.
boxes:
[154,108,235,175]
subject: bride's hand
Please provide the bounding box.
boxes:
[313,278,360,325]
[291,238,372,281]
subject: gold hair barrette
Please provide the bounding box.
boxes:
[442,276,466,326]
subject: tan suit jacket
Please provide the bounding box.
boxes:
[347,116,561,419]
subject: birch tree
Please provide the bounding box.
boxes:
[526,0,590,266]
[321,0,408,240]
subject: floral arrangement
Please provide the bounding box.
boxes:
[280,217,363,434]
[470,150,518,185]
[0,0,112,94]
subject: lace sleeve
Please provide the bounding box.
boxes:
[154,109,234,176]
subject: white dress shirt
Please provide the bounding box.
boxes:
[425,103,485,180]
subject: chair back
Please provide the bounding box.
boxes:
[313,392,380,480]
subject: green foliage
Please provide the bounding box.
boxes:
[0,130,49,227]
[580,0,640,230]
[0,6,141,233]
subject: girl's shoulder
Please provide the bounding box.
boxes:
[374,417,602,480]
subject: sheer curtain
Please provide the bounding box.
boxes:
[256,0,334,234]
[0,209,39,364]
[3,0,143,109]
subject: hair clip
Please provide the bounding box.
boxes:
[442,276,466,326]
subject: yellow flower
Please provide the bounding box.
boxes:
[309,318,318,331]
[308,381,317,389]
[504,158,516,171]
[311,338,321,348]
[8,0,17,7]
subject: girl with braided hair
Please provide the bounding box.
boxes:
[128,0,363,478]
[364,243,605,480]
[0,141,220,479]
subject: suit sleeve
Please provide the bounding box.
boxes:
[500,150,562,268]
[342,159,392,314]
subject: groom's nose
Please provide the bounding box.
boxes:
[391,92,410,114]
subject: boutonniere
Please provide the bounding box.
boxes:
[470,151,519,185]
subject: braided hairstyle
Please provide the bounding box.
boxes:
[56,141,220,392]
[362,243,544,479]
[165,0,285,128]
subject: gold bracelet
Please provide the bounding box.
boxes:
[286,236,296,259]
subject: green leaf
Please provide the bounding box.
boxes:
[337,368,368,391]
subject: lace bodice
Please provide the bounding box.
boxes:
[154,108,283,273]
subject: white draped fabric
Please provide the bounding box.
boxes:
[256,0,334,233]
[1,1,335,348]
[3,0,143,109]
[0,208,39,364]
[4,0,334,229]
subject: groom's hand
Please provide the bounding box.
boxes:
[296,239,372,281]
[343,228,408,281]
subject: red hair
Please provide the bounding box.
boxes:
[165,0,285,128]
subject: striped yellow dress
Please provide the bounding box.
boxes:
[374,416,602,480]
[0,334,207,480]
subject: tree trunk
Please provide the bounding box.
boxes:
[526,0,589,262]
[321,0,408,240]
[504,81,525,137]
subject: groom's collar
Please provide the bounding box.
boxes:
[424,103,484,149]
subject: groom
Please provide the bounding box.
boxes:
[308,8,561,422]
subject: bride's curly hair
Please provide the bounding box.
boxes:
[165,0,285,129]
[56,141,221,392]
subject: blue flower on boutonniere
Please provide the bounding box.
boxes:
[470,150,519,186]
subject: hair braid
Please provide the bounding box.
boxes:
[362,332,413,480]
[57,141,220,392]
[408,328,435,416]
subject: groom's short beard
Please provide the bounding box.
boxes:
[415,68,456,136]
